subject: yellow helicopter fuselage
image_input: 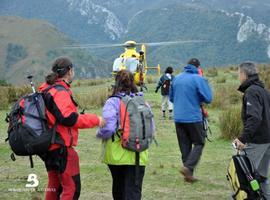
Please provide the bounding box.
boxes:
[112,41,160,87]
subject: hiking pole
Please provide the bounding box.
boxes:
[27,75,36,93]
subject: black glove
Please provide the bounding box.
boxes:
[155,88,158,93]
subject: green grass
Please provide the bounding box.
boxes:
[0,80,236,199]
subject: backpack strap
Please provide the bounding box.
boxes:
[135,152,140,186]
[29,155,34,168]
[42,84,66,95]
[236,155,254,181]
[108,95,122,142]
[140,112,146,140]
[232,188,241,199]
[42,84,67,146]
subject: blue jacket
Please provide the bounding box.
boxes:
[169,64,212,123]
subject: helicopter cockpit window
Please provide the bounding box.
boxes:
[113,57,123,72]
[112,57,139,73]
[124,58,139,73]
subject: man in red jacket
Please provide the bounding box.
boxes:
[39,57,105,200]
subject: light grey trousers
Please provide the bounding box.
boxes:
[244,143,270,199]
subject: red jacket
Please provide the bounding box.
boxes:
[39,79,100,150]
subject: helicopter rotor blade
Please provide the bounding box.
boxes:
[61,40,206,49]
[137,40,206,47]
[61,43,126,49]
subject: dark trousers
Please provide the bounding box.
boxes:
[45,147,81,200]
[175,122,205,172]
[108,165,145,200]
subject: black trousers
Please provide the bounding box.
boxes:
[175,122,206,172]
[108,165,145,200]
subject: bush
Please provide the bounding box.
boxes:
[219,105,242,140]
[15,86,32,99]
[216,76,226,84]
[0,80,10,86]
[146,75,159,84]
[73,78,109,88]
[0,87,9,110]
[7,86,17,103]
[259,65,270,90]
[0,85,33,110]
[206,67,218,77]
[210,85,241,109]
[74,87,110,109]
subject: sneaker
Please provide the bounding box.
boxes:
[180,166,198,183]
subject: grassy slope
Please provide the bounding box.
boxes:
[0,75,237,199]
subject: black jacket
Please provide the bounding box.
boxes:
[238,75,270,144]
[156,74,174,96]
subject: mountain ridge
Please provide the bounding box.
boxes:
[0,0,270,81]
[0,16,110,84]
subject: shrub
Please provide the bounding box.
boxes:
[229,65,238,71]
[0,80,10,86]
[7,86,17,103]
[219,105,242,140]
[0,85,33,110]
[210,85,241,109]
[74,87,110,109]
[146,75,159,84]
[206,67,218,77]
[15,86,32,99]
[0,87,9,110]
[259,65,270,90]
[73,78,109,88]
[216,76,226,84]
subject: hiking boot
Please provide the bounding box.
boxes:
[184,176,198,183]
[180,166,198,183]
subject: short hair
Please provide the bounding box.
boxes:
[239,61,258,77]
[188,58,200,68]
[165,66,173,74]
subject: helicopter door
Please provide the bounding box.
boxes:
[124,58,139,73]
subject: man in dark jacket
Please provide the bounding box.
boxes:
[234,62,270,198]
[170,58,212,183]
[155,66,174,119]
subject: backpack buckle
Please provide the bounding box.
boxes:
[136,137,140,150]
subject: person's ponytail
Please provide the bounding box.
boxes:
[46,72,58,85]
[45,57,73,85]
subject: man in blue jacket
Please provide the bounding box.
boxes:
[170,58,212,183]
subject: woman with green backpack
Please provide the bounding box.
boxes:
[97,70,155,200]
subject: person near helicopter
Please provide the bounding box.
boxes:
[155,66,174,119]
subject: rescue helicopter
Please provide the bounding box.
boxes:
[62,39,204,90]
